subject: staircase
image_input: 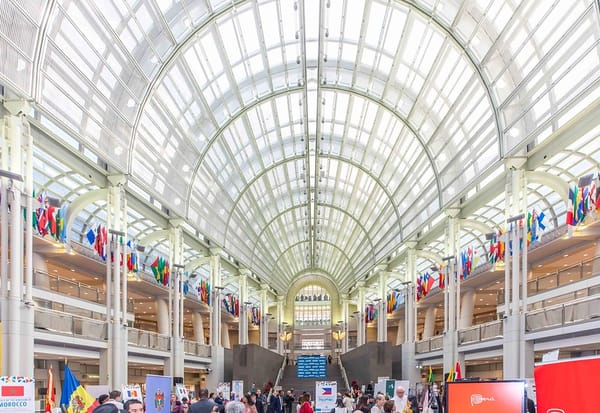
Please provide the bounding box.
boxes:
[279,361,347,398]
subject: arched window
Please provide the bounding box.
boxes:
[294,285,331,327]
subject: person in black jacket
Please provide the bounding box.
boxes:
[190,389,219,413]
[269,389,283,413]
[283,390,294,413]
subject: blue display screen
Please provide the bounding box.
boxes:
[296,355,327,378]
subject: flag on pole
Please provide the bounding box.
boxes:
[60,364,99,413]
[428,366,434,383]
[455,361,462,380]
[44,365,55,413]
[446,366,454,382]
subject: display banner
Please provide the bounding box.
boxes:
[217,383,231,401]
[231,380,244,401]
[175,384,188,401]
[0,376,35,413]
[87,385,110,399]
[145,375,172,413]
[446,381,525,413]
[534,356,600,413]
[315,381,337,413]
[122,384,142,402]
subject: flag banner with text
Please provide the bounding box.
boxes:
[0,376,35,413]
[446,381,525,413]
[534,356,600,413]
[315,381,337,413]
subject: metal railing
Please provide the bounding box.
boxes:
[34,307,107,339]
[337,355,351,392]
[525,295,600,332]
[498,255,600,304]
[127,328,170,351]
[415,335,444,353]
[184,339,211,357]
[34,269,134,311]
[458,320,503,344]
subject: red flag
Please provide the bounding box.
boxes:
[455,361,462,380]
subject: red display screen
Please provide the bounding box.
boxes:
[446,381,525,413]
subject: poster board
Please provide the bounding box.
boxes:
[535,356,600,413]
[446,381,525,413]
[0,376,35,413]
[122,384,142,402]
[86,385,110,399]
[175,384,189,401]
[315,381,337,413]
[231,380,244,401]
[145,375,172,413]
[217,382,231,401]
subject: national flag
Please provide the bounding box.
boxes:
[60,364,99,413]
[45,365,55,413]
[322,387,332,395]
[86,228,95,245]
[566,185,576,226]
[428,366,434,383]
[1,385,24,396]
[455,361,462,380]
[426,272,436,293]
[151,257,161,283]
[446,366,454,382]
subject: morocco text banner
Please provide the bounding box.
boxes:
[534,356,600,413]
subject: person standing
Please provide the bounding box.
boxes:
[269,389,283,413]
[283,390,295,413]
[124,399,145,413]
[190,388,219,413]
[255,389,267,413]
[392,387,407,413]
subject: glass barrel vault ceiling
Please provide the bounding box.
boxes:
[0,0,599,295]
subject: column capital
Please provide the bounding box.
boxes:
[405,240,418,250]
[505,156,527,170]
[169,218,185,228]
[445,207,461,219]
[374,264,388,273]
[107,174,127,187]
[3,99,31,115]
[356,281,366,288]
[238,268,251,277]
[209,247,223,256]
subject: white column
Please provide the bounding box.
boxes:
[260,288,269,348]
[405,247,417,343]
[276,296,284,353]
[209,249,222,347]
[0,113,8,375]
[193,312,205,344]
[157,298,170,335]
[423,306,436,339]
[238,269,250,345]
[459,289,475,329]
[170,222,185,379]
[396,319,405,345]
[443,211,460,376]
[221,321,231,349]
[376,269,388,342]
[3,104,34,377]
[340,295,349,352]
[356,283,366,346]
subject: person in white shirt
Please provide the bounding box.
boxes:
[392,387,407,412]
[370,394,385,413]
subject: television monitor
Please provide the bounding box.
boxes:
[445,380,525,413]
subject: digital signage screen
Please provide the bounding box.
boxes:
[296,355,327,378]
[445,380,525,413]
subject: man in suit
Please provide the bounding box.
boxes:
[269,389,283,413]
[190,388,219,413]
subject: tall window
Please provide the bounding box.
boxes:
[294,285,331,326]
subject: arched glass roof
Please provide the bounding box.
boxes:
[1,0,599,294]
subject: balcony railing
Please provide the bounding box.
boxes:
[458,320,503,344]
[127,328,170,351]
[416,335,443,353]
[525,295,600,332]
[34,270,134,312]
[498,255,600,304]
[184,340,211,357]
[34,308,107,340]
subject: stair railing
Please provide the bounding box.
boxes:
[271,354,288,398]
[337,354,351,392]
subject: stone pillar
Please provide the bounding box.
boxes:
[396,319,405,345]
[276,296,284,354]
[193,312,205,345]
[221,322,231,349]
[340,294,349,353]
[460,289,475,329]
[423,306,437,339]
